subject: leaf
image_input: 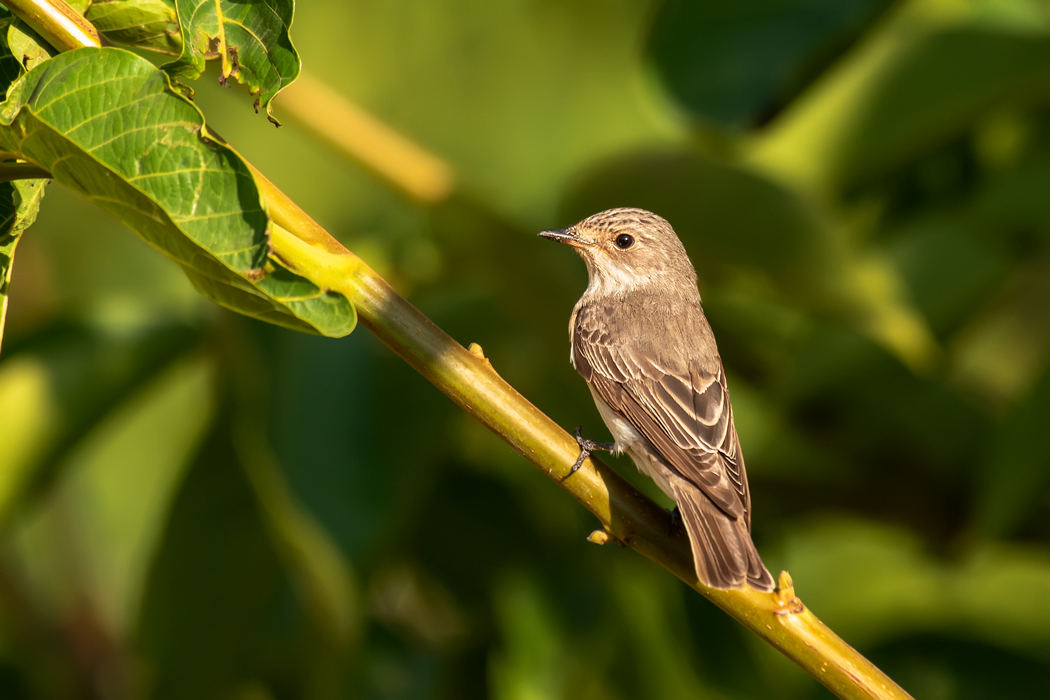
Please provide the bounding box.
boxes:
[137,412,354,698]
[0,47,355,337]
[779,517,1050,658]
[973,367,1050,537]
[0,178,47,353]
[3,15,53,75]
[86,0,183,56]
[9,352,217,635]
[135,415,301,699]
[235,420,358,650]
[647,0,893,130]
[832,28,1050,189]
[751,10,1050,191]
[0,19,23,91]
[949,262,1050,408]
[165,0,299,125]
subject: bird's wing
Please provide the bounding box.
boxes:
[573,328,749,521]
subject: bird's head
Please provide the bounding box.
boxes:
[539,207,697,296]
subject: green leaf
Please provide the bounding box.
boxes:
[832,28,1050,189]
[235,421,358,649]
[0,47,355,337]
[0,18,23,92]
[137,412,354,697]
[0,178,47,353]
[647,0,892,130]
[752,11,1050,191]
[9,352,217,635]
[3,15,53,75]
[136,415,300,698]
[780,517,1050,659]
[165,0,299,125]
[86,0,183,56]
[973,368,1050,537]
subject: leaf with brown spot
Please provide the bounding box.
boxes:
[0,48,354,336]
[164,0,300,125]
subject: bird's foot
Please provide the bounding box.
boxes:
[566,425,615,479]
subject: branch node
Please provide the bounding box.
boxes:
[774,570,804,615]
[777,570,794,598]
[586,529,610,545]
[467,342,493,368]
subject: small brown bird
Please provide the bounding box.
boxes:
[540,207,774,591]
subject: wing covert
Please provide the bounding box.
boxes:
[574,326,750,520]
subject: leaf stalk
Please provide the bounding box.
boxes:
[1,0,100,52]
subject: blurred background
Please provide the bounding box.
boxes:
[2,0,1050,697]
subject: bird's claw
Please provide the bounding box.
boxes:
[568,451,588,476]
[565,425,614,480]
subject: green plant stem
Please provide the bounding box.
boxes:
[0,162,50,181]
[7,3,915,698]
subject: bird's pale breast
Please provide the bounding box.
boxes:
[587,384,676,499]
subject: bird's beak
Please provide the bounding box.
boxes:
[538,229,586,248]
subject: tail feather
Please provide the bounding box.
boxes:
[671,481,774,592]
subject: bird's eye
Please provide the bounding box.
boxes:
[615,234,634,249]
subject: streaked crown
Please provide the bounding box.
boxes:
[561,207,698,295]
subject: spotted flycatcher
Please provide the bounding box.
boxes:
[540,207,774,591]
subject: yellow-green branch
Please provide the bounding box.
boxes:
[1,2,914,698]
[263,185,911,700]
[2,0,99,52]
[279,72,455,204]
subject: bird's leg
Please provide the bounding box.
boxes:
[567,425,615,478]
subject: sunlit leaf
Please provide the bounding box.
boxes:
[0,47,355,337]
[165,0,299,124]
[86,0,183,55]
[0,16,23,90]
[3,14,52,75]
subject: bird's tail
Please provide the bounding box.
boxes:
[671,481,774,592]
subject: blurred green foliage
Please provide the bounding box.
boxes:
[1,0,1050,698]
